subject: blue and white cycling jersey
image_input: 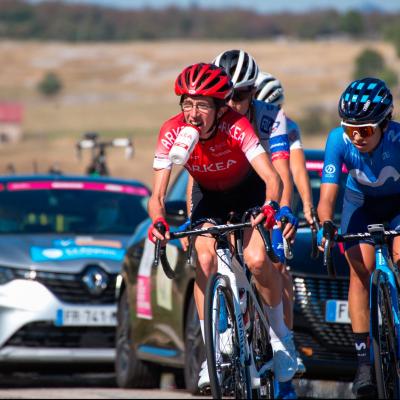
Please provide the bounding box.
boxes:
[252,100,290,161]
[322,121,400,196]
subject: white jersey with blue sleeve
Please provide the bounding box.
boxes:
[252,100,290,161]
[321,121,400,196]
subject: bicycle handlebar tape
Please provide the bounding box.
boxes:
[153,219,176,279]
[152,218,168,268]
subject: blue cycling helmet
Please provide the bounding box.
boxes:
[338,77,393,124]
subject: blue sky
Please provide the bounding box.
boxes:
[28,0,400,13]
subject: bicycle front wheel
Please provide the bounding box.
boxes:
[205,273,252,399]
[371,269,400,399]
[248,283,274,399]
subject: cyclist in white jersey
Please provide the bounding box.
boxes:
[255,72,314,229]
[214,49,300,399]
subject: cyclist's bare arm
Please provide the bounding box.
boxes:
[186,175,194,216]
[272,155,296,238]
[290,148,313,225]
[250,152,282,225]
[272,157,292,208]
[148,168,172,241]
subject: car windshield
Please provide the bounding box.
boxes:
[0,181,149,234]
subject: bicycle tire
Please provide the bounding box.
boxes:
[248,283,274,399]
[204,273,252,399]
[371,269,400,399]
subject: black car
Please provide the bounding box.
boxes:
[115,149,356,392]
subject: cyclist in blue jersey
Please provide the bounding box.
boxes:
[214,49,299,399]
[317,77,400,399]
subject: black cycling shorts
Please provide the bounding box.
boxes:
[190,171,265,226]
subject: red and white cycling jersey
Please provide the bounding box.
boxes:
[153,109,265,191]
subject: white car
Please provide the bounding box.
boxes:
[0,174,149,366]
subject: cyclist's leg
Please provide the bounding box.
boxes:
[243,227,297,383]
[341,189,377,397]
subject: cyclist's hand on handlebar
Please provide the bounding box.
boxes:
[148,217,170,244]
[252,202,277,229]
[317,221,338,252]
[276,206,298,243]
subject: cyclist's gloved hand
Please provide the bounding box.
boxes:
[148,217,170,243]
[317,227,324,248]
[261,201,279,230]
[276,206,299,229]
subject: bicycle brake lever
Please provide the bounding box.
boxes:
[280,216,294,260]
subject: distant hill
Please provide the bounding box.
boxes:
[0,0,399,41]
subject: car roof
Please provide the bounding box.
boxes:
[0,174,150,189]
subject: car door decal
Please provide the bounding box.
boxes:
[136,239,155,319]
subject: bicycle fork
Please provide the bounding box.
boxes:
[216,246,250,369]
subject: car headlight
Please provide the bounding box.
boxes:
[0,266,16,285]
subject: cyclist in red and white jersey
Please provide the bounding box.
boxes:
[148,63,298,390]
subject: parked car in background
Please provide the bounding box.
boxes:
[116,149,356,392]
[0,174,150,370]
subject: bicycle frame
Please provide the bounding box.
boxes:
[153,213,278,394]
[323,223,400,398]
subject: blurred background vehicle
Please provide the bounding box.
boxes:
[0,173,150,371]
[115,149,355,393]
[76,132,133,177]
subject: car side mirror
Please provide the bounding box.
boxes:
[165,200,187,226]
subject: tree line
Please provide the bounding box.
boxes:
[0,0,400,44]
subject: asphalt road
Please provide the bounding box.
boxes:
[0,372,354,399]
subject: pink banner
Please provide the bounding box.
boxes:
[136,275,153,320]
[6,181,149,196]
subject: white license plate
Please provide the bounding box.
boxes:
[325,300,351,324]
[55,306,117,326]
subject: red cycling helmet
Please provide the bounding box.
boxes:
[175,63,233,100]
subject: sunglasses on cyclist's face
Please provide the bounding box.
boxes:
[231,88,253,102]
[341,121,380,139]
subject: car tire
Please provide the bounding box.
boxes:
[183,293,205,394]
[115,289,161,389]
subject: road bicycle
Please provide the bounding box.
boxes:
[153,207,279,399]
[323,221,400,399]
[76,132,133,176]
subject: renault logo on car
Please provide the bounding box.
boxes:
[82,266,108,296]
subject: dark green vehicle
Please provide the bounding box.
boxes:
[115,149,356,392]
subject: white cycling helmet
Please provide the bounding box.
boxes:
[255,71,285,106]
[213,49,259,89]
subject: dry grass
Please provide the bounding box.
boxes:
[0,39,399,186]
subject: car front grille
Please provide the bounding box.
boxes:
[14,269,117,304]
[293,273,355,353]
[5,322,115,348]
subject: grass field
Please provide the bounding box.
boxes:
[0,39,399,185]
